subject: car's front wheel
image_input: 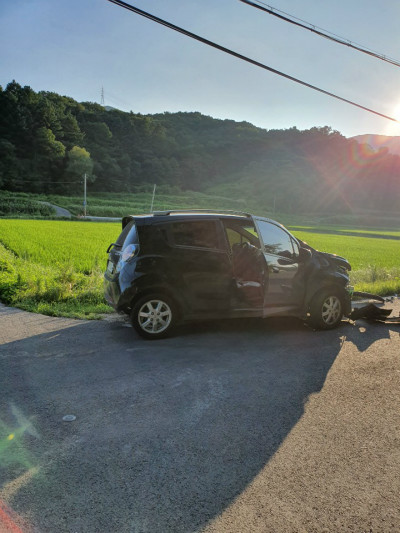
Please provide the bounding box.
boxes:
[309,290,343,330]
[131,294,176,339]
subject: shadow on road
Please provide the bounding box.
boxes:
[0,311,397,532]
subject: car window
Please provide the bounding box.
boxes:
[171,220,219,249]
[121,222,139,249]
[256,220,294,258]
[226,228,242,248]
[115,221,135,247]
[225,224,260,250]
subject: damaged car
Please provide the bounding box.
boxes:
[104,210,352,339]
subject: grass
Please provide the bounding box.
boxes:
[290,225,400,238]
[291,230,400,271]
[0,220,119,272]
[0,219,399,319]
[0,220,120,319]
[291,229,400,296]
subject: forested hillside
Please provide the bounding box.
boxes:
[1,80,400,215]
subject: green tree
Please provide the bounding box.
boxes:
[0,139,20,189]
[65,146,94,181]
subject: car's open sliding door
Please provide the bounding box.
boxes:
[222,219,267,310]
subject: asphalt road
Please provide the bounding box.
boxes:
[39,202,120,222]
[0,302,399,533]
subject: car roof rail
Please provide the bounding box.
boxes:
[151,209,253,217]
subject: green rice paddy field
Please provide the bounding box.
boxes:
[0,219,399,318]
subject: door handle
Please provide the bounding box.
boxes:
[272,266,279,273]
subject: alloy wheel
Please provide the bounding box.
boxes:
[138,299,172,334]
[321,295,342,326]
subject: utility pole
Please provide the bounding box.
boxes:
[83,173,87,217]
[101,86,105,106]
[150,184,156,213]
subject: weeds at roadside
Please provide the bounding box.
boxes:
[350,265,400,296]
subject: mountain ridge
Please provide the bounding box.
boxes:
[1,81,400,216]
[351,134,400,156]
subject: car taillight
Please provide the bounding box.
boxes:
[121,244,139,262]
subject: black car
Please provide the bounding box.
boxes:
[104,210,352,339]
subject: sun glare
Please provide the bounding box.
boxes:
[385,101,400,136]
[392,102,400,122]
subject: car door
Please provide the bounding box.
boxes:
[168,218,232,313]
[222,220,267,309]
[253,218,300,308]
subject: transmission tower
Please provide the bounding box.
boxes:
[100,86,105,106]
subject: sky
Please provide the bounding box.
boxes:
[1,0,400,138]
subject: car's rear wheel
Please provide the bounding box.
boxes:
[131,294,176,339]
[309,290,343,330]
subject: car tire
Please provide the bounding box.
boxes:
[309,289,343,330]
[131,294,176,339]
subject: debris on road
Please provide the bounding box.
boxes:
[350,292,400,323]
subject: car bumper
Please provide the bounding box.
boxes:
[104,271,121,309]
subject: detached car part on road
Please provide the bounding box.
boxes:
[104,210,352,339]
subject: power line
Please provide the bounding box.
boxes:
[107,0,398,123]
[239,0,400,69]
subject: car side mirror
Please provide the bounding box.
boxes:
[297,247,312,263]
